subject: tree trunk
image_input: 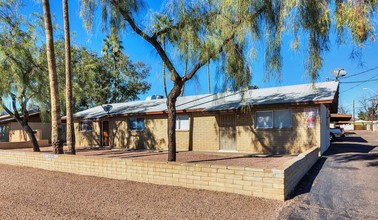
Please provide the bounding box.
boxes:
[162,41,168,98]
[167,83,183,161]
[23,123,40,152]
[63,0,75,154]
[42,0,64,154]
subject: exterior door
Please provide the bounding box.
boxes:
[219,114,236,151]
[101,121,109,146]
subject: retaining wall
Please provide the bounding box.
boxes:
[0,140,49,149]
[0,147,319,201]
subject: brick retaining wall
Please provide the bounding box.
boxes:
[0,147,319,201]
[0,140,49,149]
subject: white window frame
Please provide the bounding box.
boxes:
[128,117,145,131]
[79,120,93,132]
[176,115,190,131]
[255,110,292,129]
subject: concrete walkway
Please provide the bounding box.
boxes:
[279,131,378,219]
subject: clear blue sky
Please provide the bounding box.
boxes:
[22,0,378,115]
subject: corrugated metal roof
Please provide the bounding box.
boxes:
[74,81,339,119]
[0,112,41,123]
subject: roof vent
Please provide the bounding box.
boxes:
[146,95,164,100]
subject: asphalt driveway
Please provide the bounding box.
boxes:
[278,131,378,219]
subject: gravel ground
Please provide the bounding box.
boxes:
[8,148,293,169]
[0,164,282,220]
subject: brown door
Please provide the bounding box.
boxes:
[101,121,109,146]
[219,114,236,151]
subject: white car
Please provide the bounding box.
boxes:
[330,127,345,142]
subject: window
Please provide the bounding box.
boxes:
[255,111,273,128]
[79,120,93,132]
[176,115,189,130]
[255,110,292,129]
[128,118,144,131]
[274,110,292,128]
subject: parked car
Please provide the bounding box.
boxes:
[330,127,345,142]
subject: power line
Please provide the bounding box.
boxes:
[340,75,378,84]
[340,74,378,94]
[342,66,378,79]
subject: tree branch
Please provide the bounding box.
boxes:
[110,0,181,83]
[183,33,235,83]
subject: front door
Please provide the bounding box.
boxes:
[219,114,236,151]
[101,121,109,146]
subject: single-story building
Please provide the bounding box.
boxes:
[0,111,51,142]
[73,81,339,155]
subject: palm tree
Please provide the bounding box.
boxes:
[42,0,64,154]
[63,0,75,154]
[152,15,172,98]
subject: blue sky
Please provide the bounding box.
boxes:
[21,0,378,115]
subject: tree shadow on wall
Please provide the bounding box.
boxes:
[109,119,164,150]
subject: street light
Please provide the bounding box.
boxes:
[363,88,378,96]
[362,88,377,131]
[331,68,347,81]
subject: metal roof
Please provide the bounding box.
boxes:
[0,112,41,124]
[74,81,339,119]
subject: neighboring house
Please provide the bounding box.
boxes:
[0,112,51,143]
[73,81,339,155]
[330,113,353,130]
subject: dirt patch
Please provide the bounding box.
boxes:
[9,147,294,169]
[0,164,282,219]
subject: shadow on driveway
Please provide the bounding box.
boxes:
[288,136,377,199]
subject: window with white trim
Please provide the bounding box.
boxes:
[176,115,189,130]
[255,110,292,129]
[128,118,144,131]
[79,120,93,132]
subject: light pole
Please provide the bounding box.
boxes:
[363,88,378,131]
[101,104,113,147]
[331,68,347,81]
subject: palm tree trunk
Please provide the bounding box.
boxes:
[42,0,64,154]
[63,0,75,154]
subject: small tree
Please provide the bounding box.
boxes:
[81,1,377,161]
[0,1,48,151]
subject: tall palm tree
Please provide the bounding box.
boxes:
[42,0,64,154]
[63,0,75,154]
[152,15,172,98]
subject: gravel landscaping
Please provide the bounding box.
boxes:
[0,164,283,219]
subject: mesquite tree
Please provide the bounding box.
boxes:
[80,0,377,161]
[0,1,48,152]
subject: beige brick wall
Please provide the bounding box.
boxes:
[192,114,219,151]
[282,147,319,198]
[0,140,49,149]
[74,105,322,155]
[74,121,101,147]
[75,115,189,150]
[236,106,321,154]
[9,122,51,142]
[0,146,319,201]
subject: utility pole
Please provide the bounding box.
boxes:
[353,100,355,129]
[371,98,377,131]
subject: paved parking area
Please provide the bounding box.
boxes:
[278,131,378,219]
